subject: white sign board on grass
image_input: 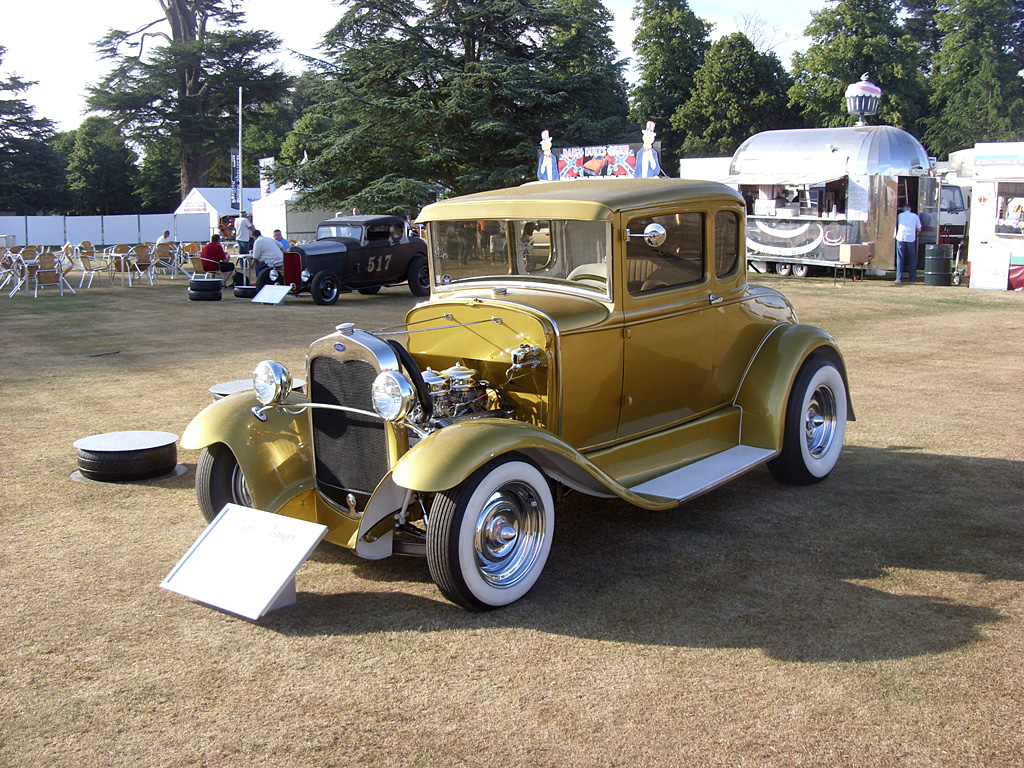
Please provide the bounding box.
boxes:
[252,284,292,304]
[161,504,327,620]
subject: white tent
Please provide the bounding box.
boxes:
[251,184,334,244]
[175,187,262,237]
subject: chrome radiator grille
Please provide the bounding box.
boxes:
[308,356,389,506]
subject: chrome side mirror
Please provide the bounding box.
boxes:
[628,222,667,248]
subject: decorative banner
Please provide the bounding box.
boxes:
[537,141,663,180]
[259,157,275,197]
[230,149,241,206]
[537,124,663,180]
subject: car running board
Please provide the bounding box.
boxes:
[628,445,776,502]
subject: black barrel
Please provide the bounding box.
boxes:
[924,244,953,286]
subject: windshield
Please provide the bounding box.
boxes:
[427,219,612,297]
[317,224,363,240]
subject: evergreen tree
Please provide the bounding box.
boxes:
[672,33,799,158]
[547,0,631,145]
[629,0,712,164]
[0,47,68,214]
[922,0,1024,157]
[66,116,140,215]
[280,0,629,216]
[88,1,289,199]
[902,0,942,70]
[136,135,181,213]
[789,0,926,130]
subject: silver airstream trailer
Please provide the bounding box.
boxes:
[724,125,935,276]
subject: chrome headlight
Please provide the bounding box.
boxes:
[253,360,292,405]
[301,269,311,282]
[371,370,416,421]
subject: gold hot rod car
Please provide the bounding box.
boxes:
[181,179,853,611]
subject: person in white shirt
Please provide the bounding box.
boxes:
[234,213,254,255]
[155,229,173,246]
[894,205,922,283]
[251,229,284,277]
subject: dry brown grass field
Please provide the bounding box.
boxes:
[1,272,1022,767]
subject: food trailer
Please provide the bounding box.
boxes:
[966,142,1024,290]
[723,125,936,276]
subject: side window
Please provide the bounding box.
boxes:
[627,212,705,295]
[366,225,390,241]
[714,210,741,278]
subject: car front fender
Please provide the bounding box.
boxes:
[390,419,681,510]
[734,323,855,452]
[180,390,314,514]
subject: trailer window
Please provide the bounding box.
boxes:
[995,182,1024,236]
[627,212,705,295]
[715,210,740,278]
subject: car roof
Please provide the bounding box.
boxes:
[319,215,405,227]
[417,178,743,222]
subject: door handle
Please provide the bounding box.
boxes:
[709,294,723,305]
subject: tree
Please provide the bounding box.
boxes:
[629,0,712,164]
[66,117,140,215]
[789,0,927,130]
[280,0,630,216]
[901,0,942,71]
[921,0,1024,157]
[672,33,799,158]
[0,47,69,214]
[136,135,181,213]
[547,0,631,145]
[88,1,289,199]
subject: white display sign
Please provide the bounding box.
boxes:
[252,284,292,304]
[161,504,327,620]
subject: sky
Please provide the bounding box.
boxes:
[3,0,818,133]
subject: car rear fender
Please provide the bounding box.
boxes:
[180,390,314,513]
[734,324,855,451]
[388,418,680,511]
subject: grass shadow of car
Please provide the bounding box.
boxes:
[260,445,1021,663]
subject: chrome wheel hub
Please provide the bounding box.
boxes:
[231,464,252,507]
[473,481,546,589]
[804,384,838,458]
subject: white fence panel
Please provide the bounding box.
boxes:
[141,214,175,243]
[66,217,104,247]
[0,216,27,246]
[26,216,65,247]
[175,213,211,243]
[104,215,140,245]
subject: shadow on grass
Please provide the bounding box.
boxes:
[262,444,1021,663]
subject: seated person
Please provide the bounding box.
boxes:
[251,230,284,276]
[272,229,291,250]
[389,224,404,245]
[199,234,235,284]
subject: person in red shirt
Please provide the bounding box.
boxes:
[200,234,236,285]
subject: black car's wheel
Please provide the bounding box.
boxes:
[775,262,792,276]
[311,270,340,305]
[768,355,847,486]
[255,268,281,291]
[357,286,381,295]
[792,264,810,278]
[407,254,430,297]
[195,443,252,523]
[427,456,553,611]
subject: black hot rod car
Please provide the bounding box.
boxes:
[255,215,430,304]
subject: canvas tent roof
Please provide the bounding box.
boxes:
[174,187,262,218]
